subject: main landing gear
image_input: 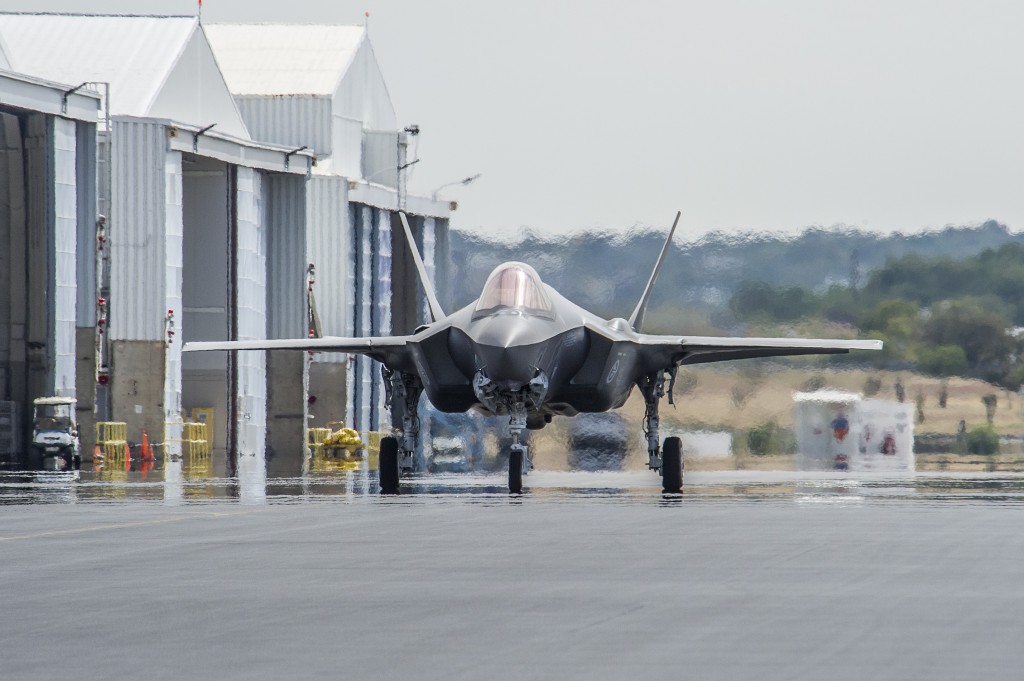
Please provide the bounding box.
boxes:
[380,368,424,495]
[639,369,684,493]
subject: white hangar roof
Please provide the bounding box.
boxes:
[205,23,397,131]
[203,23,366,96]
[0,13,249,139]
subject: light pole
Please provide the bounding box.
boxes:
[431,173,482,201]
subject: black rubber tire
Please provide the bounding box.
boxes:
[662,437,683,493]
[508,449,523,494]
[379,436,400,495]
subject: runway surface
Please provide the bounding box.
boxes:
[2,468,1024,680]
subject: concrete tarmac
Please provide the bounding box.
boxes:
[2,472,1024,680]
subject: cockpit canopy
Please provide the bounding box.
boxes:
[474,262,554,319]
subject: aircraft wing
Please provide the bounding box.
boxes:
[634,333,883,366]
[182,335,413,367]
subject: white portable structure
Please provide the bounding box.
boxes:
[794,390,914,472]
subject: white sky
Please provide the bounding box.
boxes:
[1,0,1021,240]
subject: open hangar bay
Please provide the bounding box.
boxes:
[2,472,1024,681]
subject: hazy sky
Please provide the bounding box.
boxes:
[1,1,1021,240]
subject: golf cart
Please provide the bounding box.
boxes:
[29,397,81,470]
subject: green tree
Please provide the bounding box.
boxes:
[966,425,999,455]
[923,298,1015,383]
[982,394,998,424]
[746,420,794,456]
[916,344,968,377]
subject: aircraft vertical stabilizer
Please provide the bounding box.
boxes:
[628,211,681,332]
[399,212,446,322]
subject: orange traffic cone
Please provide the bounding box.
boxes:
[124,442,131,471]
[141,431,153,460]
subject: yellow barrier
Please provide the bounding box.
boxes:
[307,427,331,457]
[365,431,387,456]
[185,422,210,459]
[96,421,127,445]
[95,422,128,462]
[163,421,210,460]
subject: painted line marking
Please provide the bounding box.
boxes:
[0,510,260,542]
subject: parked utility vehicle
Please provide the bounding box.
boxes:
[30,397,80,470]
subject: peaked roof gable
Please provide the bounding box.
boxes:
[0,13,248,138]
[0,31,10,70]
[204,23,366,96]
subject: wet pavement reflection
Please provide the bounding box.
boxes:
[5,450,1024,506]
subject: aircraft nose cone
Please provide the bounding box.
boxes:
[475,344,539,390]
[471,313,540,349]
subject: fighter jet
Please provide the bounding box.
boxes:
[184,212,881,493]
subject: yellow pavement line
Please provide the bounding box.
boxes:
[0,510,260,542]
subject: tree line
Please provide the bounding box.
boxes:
[729,243,1024,388]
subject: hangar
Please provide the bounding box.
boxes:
[0,13,449,468]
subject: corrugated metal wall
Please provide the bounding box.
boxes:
[75,121,97,328]
[375,208,392,428]
[306,175,349,353]
[110,120,168,341]
[421,216,436,328]
[53,117,77,397]
[162,150,184,441]
[352,204,373,431]
[434,217,452,310]
[235,167,266,457]
[346,202,393,432]
[235,96,333,158]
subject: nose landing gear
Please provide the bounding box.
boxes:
[506,396,530,494]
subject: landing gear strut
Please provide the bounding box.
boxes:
[382,368,424,493]
[474,370,541,494]
[639,368,684,493]
[507,398,530,494]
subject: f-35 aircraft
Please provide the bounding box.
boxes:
[185,212,881,493]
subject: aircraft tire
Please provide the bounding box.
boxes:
[508,449,523,494]
[379,436,400,495]
[662,437,683,493]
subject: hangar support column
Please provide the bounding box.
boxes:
[108,120,175,455]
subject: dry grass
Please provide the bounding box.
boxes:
[526,366,1024,471]
[621,367,1024,435]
